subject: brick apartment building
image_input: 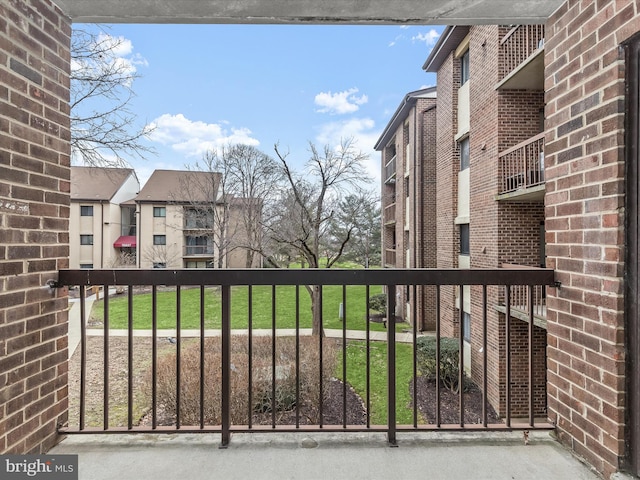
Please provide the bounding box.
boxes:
[379,27,547,417]
[2,0,640,477]
[70,167,258,269]
[375,87,437,331]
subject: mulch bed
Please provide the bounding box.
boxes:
[410,376,500,425]
[69,337,499,429]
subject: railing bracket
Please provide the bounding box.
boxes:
[46,278,63,289]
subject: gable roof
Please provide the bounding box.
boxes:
[422,25,470,73]
[374,87,437,151]
[71,166,136,202]
[136,169,222,203]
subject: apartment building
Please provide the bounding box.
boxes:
[375,87,437,331]
[69,167,140,269]
[379,25,547,417]
[70,167,256,269]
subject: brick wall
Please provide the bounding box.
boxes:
[435,52,459,337]
[438,25,548,417]
[0,0,70,454]
[545,1,638,476]
[419,104,438,330]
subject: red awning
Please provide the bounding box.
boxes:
[114,236,136,248]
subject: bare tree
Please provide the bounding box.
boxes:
[174,158,231,269]
[70,27,154,166]
[107,251,137,268]
[266,138,372,335]
[180,145,284,268]
[142,244,180,268]
[218,145,284,267]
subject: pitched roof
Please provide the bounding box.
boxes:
[70,166,135,201]
[136,169,222,203]
[374,87,437,151]
[422,25,470,72]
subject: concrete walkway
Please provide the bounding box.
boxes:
[50,431,601,480]
[67,299,422,359]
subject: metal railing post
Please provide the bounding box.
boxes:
[220,284,231,448]
[387,285,397,447]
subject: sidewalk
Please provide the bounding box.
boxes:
[66,299,424,359]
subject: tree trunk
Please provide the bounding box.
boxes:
[310,285,324,337]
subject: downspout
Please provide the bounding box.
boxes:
[100,201,104,268]
[136,202,141,268]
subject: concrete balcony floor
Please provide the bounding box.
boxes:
[50,431,600,480]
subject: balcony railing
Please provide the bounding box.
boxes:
[384,248,396,266]
[383,203,396,224]
[184,245,215,256]
[500,25,545,80]
[498,133,545,195]
[497,264,547,328]
[384,155,397,184]
[57,267,555,447]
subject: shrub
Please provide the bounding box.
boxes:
[415,336,462,392]
[151,335,337,425]
[368,293,387,313]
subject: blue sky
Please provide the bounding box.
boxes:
[76,24,442,187]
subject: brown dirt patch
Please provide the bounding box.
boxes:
[68,337,497,429]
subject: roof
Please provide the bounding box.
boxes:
[422,25,470,72]
[374,87,437,151]
[70,167,136,202]
[136,169,222,203]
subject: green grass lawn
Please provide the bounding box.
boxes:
[91,284,406,333]
[335,341,417,425]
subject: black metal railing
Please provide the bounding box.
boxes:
[57,268,555,446]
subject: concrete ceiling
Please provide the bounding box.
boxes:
[54,0,564,24]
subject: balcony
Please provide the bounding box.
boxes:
[384,248,396,266]
[496,264,547,329]
[57,267,555,445]
[50,430,599,480]
[496,25,545,91]
[184,245,215,256]
[384,203,396,225]
[496,133,545,201]
[384,155,397,184]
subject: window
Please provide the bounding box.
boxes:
[153,262,166,269]
[185,235,212,255]
[121,207,136,236]
[186,260,213,269]
[153,206,166,217]
[185,208,214,229]
[460,49,470,85]
[153,235,166,245]
[80,205,93,216]
[459,137,470,170]
[462,311,471,342]
[459,224,469,255]
[80,234,93,245]
[79,263,93,269]
[404,176,410,197]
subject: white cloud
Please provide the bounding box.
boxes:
[71,33,148,87]
[147,113,259,158]
[314,88,368,115]
[412,29,441,47]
